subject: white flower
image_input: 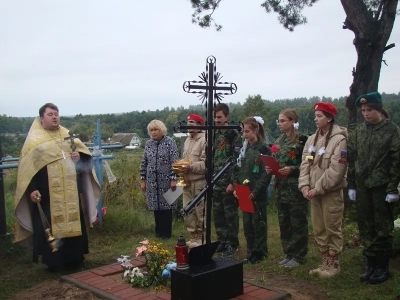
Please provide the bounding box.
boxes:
[318,147,326,156]
[123,270,130,278]
[131,267,144,277]
[293,122,299,130]
[308,145,316,153]
[254,116,264,125]
[121,261,133,269]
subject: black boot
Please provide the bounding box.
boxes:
[369,254,390,284]
[360,256,376,282]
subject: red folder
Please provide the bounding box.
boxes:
[234,184,255,213]
[259,154,287,179]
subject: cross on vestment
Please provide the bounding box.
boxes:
[177,56,241,246]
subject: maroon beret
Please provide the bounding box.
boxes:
[313,102,338,117]
[187,114,204,125]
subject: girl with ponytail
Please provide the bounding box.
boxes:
[266,109,309,268]
[233,116,271,264]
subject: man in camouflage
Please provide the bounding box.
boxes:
[213,103,242,255]
[348,92,400,284]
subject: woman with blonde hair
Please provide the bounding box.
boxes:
[140,120,178,239]
[266,109,308,267]
[299,102,347,278]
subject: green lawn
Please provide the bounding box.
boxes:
[1,150,399,300]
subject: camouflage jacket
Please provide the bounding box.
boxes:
[272,132,306,187]
[233,140,272,199]
[347,119,400,193]
[213,129,242,191]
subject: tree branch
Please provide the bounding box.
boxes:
[340,0,373,35]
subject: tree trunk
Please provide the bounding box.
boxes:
[341,0,398,125]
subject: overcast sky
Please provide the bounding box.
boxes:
[1,0,399,117]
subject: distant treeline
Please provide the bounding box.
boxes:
[1,92,400,156]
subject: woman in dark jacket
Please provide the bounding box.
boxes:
[140,119,178,239]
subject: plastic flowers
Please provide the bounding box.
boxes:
[270,144,280,153]
[118,240,171,288]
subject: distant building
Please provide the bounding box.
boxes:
[110,133,142,147]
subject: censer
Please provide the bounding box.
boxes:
[36,195,60,252]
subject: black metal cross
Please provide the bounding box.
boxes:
[178,56,241,247]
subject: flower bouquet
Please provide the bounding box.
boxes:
[117,239,172,288]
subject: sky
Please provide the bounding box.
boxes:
[1,0,399,118]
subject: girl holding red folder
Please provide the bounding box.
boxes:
[233,116,272,264]
[265,109,309,268]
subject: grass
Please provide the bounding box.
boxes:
[1,150,399,300]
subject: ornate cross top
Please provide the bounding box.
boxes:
[178,56,241,248]
[65,131,79,151]
[183,56,237,104]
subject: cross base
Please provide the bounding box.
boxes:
[170,256,243,300]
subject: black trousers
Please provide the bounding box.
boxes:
[153,210,173,239]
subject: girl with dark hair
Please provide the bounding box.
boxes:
[266,109,308,267]
[233,116,272,264]
[299,102,347,278]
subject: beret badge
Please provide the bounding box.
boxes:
[359,98,367,104]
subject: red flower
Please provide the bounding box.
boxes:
[271,144,280,153]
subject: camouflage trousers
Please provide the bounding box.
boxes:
[355,184,394,257]
[276,188,309,263]
[243,195,268,256]
[213,190,239,247]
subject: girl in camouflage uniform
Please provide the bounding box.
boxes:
[299,102,347,278]
[266,109,308,267]
[348,92,400,284]
[233,116,272,264]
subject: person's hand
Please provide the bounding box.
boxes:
[265,166,273,174]
[180,164,191,174]
[385,193,399,203]
[233,190,238,199]
[170,180,177,192]
[307,189,317,199]
[226,183,234,194]
[302,188,309,199]
[248,193,255,200]
[348,189,356,201]
[140,180,146,192]
[30,190,41,203]
[71,151,80,161]
[278,166,291,176]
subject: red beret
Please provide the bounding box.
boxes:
[313,102,338,117]
[187,114,204,125]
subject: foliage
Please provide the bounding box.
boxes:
[119,240,171,288]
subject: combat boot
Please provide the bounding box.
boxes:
[319,254,340,278]
[360,256,377,282]
[369,254,390,284]
[309,249,328,275]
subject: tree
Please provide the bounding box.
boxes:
[189,0,398,124]
[242,95,269,120]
